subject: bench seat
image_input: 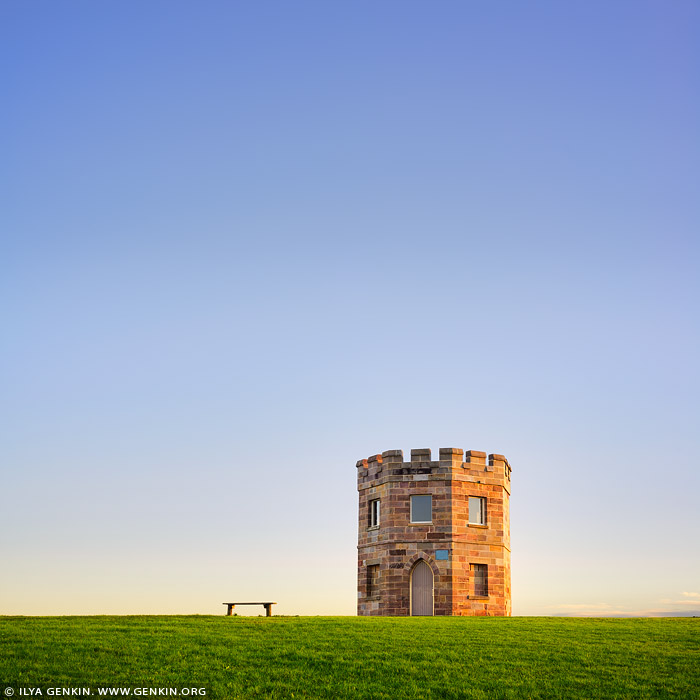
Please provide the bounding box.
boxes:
[222,602,276,616]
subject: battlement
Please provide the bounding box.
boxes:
[356,447,511,487]
[356,448,510,469]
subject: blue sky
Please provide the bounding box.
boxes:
[2,1,699,616]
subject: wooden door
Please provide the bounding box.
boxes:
[411,560,433,616]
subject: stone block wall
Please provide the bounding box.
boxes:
[357,447,511,616]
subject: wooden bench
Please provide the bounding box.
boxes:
[223,602,276,617]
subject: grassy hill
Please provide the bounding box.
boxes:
[1,616,698,699]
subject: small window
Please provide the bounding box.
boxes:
[369,499,380,528]
[469,496,487,525]
[471,564,488,597]
[367,564,379,597]
[410,494,432,523]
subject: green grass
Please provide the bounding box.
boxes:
[1,616,698,699]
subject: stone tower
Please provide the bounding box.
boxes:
[357,447,511,616]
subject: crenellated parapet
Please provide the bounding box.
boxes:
[357,447,511,488]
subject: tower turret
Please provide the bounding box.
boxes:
[357,447,511,616]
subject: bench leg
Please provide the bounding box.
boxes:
[227,604,235,616]
[264,604,272,617]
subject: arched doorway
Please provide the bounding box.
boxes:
[410,560,434,616]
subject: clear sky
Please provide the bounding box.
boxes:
[2,1,699,617]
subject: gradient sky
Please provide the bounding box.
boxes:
[2,1,699,617]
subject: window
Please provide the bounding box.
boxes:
[410,494,432,523]
[469,496,487,525]
[369,499,380,528]
[471,564,488,597]
[367,565,379,597]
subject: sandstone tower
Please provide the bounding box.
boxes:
[357,448,511,616]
